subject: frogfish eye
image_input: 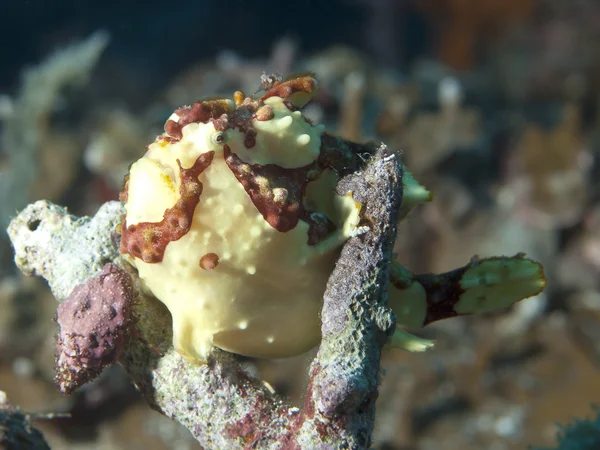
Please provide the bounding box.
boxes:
[211,131,226,145]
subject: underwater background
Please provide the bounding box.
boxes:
[1,0,600,448]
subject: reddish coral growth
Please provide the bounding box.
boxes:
[224,145,338,243]
[224,414,262,448]
[120,152,214,263]
[164,99,234,140]
[54,263,133,395]
[199,252,219,270]
[261,75,317,104]
[224,390,283,448]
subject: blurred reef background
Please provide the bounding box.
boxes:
[1,0,600,449]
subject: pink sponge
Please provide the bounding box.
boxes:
[55,263,133,394]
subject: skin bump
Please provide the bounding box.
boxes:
[199,253,219,271]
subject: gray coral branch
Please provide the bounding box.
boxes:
[7,146,402,449]
[0,31,109,232]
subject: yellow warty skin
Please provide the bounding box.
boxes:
[122,76,547,363]
[124,95,360,362]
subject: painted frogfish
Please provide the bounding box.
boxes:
[119,75,546,362]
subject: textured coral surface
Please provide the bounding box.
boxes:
[7,147,404,449]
